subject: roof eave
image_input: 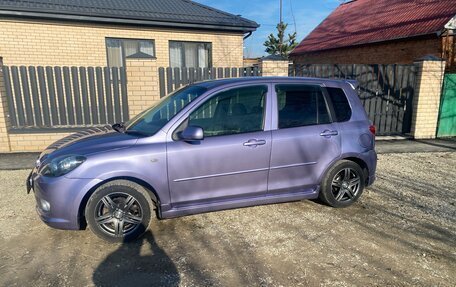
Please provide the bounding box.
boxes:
[0,10,259,33]
[180,0,259,29]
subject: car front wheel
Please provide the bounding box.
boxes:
[85,180,152,242]
[319,160,365,208]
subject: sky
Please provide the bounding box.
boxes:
[193,0,342,58]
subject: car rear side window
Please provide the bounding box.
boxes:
[326,87,352,122]
[276,84,331,129]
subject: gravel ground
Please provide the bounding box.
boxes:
[0,152,455,286]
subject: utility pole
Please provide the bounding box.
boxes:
[280,0,283,24]
[278,0,283,56]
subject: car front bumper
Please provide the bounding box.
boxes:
[28,170,101,230]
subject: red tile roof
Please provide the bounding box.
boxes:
[290,0,456,55]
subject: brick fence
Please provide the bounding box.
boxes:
[410,59,446,139]
[260,57,289,77]
[126,58,160,118]
[0,57,447,152]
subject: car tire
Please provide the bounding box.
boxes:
[319,160,365,208]
[85,180,153,242]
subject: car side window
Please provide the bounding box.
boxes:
[276,84,331,129]
[326,87,352,122]
[188,85,267,137]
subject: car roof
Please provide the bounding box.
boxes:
[193,77,354,89]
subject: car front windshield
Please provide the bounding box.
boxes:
[125,85,207,136]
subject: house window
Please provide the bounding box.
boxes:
[169,41,212,68]
[106,38,155,68]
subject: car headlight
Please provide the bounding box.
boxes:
[40,155,86,177]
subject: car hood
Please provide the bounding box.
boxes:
[38,126,139,163]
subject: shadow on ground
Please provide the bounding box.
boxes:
[92,230,179,287]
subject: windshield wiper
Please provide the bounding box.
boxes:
[111,122,126,133]
[112,123,149,136]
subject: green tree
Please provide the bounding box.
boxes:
[264,22,298,57]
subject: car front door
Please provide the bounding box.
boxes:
[167,84,272,207]
[268,83,341,195]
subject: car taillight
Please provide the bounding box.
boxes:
[369,125,376,136]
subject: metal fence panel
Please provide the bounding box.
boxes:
[36,67,50,126]
[2,66,17,127]
[28,67,42,126]
[54,67,67,125]
[2,65,128,131]
[95,67,106,124]
[87,67,98,125]
[11,66,26,126]
[111,68,122,123]
[158,67,166,98]
[103,67,114,124]
[119,67,129,122]
[62,66,75,125]
[19,66,34,126]
[79,67,91,125]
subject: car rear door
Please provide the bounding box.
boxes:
[268,83,341,195]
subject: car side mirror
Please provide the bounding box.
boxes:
[180,126,204,141]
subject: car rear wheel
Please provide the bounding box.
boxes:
[85,180,153,242]
[319,160,365,208]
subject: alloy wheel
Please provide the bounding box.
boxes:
[94,192,143,237]
[331,168,361,202]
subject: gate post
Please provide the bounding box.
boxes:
[260,55,289,77]
[410,57,445,139]
[125,58,160,118]
[0,58,11,152]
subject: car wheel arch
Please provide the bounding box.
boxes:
[318,155,369,187]
[343,156,369,183]
[77,176,161,230]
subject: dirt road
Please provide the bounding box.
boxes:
[0,152,455,286]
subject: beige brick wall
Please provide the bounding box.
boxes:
[0,19,244,67]
[260,59,289,77]
[410,60,445,139]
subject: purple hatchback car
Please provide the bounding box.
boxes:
[27,77,376,242]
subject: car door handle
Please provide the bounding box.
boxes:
[320,130,338,137]
[243,139,266,147]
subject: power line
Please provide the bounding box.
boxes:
[289,0,297,33]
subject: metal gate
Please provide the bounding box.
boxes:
[2,65,129,131]
[291,64,417,136]
[437,73,456,137]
